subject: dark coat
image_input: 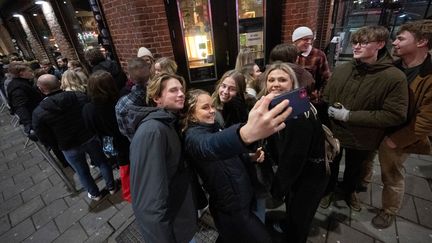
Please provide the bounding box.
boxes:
[184,123,254,213]
[129,108,197,243]
[323,49,409,150]
[82,102,130,165]
[92,60,127,90]
[267,111,326,200]
[7,77,43,131]
[32,90,93,150]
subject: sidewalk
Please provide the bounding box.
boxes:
[0,106,431,242]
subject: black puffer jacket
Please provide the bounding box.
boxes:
[184,122,254,213]
[32,90,93,150]
[7,77,42,131]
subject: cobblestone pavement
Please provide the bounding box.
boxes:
[1,107,432,243]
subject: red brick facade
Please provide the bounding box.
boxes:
[100,0,173,68]
[281,0,320,44]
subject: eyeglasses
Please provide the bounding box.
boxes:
[351,41,370,47]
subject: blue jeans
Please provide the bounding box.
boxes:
[62,136,114,196]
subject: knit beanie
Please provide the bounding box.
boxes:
[137,47,153,58]
[292,27,314,42]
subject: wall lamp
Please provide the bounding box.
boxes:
[13,14,23,18]
[35,1,47,4]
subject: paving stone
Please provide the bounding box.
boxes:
[80,200,118,235]
[49,173,62,185]
[9,196,45,226]
[53,223,88,243]
[22,179,52,202]
[55,199,89,233]
[108,190,129,210]
[417,154,432,162]
[2,144,28,157]
[397,194,418,223]
[326,219,374,243]
[84,222,114,243]
[414,197,432,229]
[405,174,432,201]
[2,176,33,200]
[32,165,55,184]
[33,199,68,229]
[13,164,41,184]
[41,182,72,205]
[350,205,397,243]
[64,191,87,207]
[396,217,432,243]
[22,156,45,170]
[404,156,432,179]
[0,215,10,235]
[316,196,351,224]
[0,164,24,181]
[23,220,60,243]
[307,211,328,243]
[109,203,134,229]
[0,218,35,242]
[371,183,383,209]
[8,153,33,168]
[0,177,15,192]
[0,194,23,217]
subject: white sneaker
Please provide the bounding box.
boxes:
[87,192,101,201]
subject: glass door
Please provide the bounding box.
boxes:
[177,0,217,83]
[237,0,265,67]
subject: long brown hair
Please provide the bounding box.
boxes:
[87,70,119,104]
[211,69,246,110]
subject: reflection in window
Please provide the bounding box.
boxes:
[237,0,264,65]
[177,0,216,82]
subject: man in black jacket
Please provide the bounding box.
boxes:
[33,74,115,201]
[6,62,42,138]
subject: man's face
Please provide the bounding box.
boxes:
[352,40,384,64]
[41,64,50,72]
[57,59,65,67]
[294,35,314,53]
[392,30,418,58]
[153,78,185,112]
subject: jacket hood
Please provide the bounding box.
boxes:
[125,105,178,135]
[39,90,76,113]
[352,48,395,73]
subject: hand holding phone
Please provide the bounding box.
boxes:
[269,88,310,121]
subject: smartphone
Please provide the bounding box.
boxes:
[269,87,310,120]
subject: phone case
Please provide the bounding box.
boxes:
[269,88,310,121]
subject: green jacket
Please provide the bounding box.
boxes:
[323,50,409,150]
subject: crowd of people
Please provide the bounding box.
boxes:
[0,19,431,243]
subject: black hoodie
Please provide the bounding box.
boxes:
[92,60,127,90]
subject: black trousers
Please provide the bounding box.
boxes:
[212,206,271,243]
[325,147,375,195]
[281,161,328,243]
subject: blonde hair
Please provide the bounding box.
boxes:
[181,89,210,132]
[234,48,255,71]
[146,73,186,106]
[61,70,86,92]
[262,62,299,95]
[154,57,177,75]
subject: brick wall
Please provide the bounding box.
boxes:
[17,16,49,62]
[281,0,319,45]
[100,0,173,69]
[316,0,335,50]
[43,1,77,61]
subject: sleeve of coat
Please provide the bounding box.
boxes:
[348,76,409,127]
[32,110,56,147]
[390,84,432,148]
[185,124,249,161]
[129,126,175,243]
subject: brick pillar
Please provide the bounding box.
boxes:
[281,0,320,44]
[39,0,76,60]
[15,15,49,62]
[316,0,335,50]
[0,23,15,55]
[99,0,173,69]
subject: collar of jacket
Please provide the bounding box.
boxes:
[419,53,432,77]
[46,89,63,97]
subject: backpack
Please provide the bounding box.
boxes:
[310,104,341,175]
